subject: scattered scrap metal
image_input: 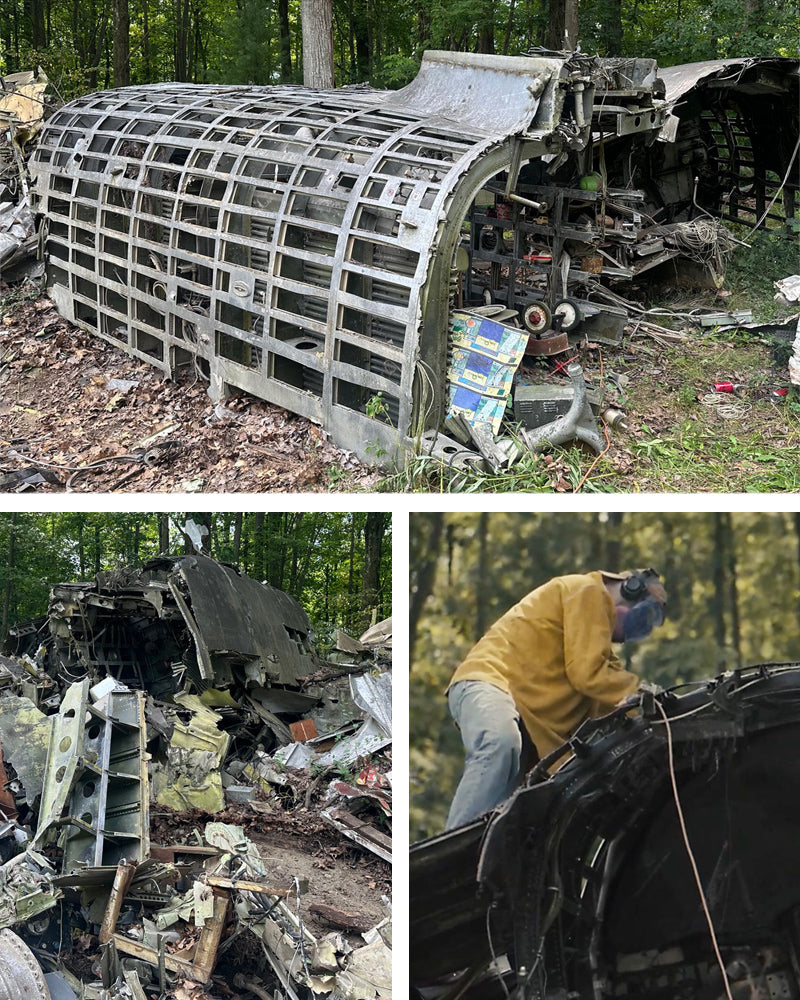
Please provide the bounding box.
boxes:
[0,555,392,999]
[0,69,48,282]
[3,54,798,472]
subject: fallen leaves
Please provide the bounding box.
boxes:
[0,294,381,493]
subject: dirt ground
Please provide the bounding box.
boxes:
[0,292,380,493]
[150,804,391,940]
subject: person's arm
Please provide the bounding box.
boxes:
[562,582,639,706]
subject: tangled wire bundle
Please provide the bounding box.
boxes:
[671,219,738,269]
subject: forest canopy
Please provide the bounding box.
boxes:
[1,0,797,98]
[0,511,391,648]
[410,510,800,840]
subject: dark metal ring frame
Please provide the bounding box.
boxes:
[475,662,800,999]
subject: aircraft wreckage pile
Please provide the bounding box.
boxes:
[0,555,392,1000]
[2,55,798,471]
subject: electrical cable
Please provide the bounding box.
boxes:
[699,393,750,419]
[654,699,734,1000]
[485,906,512,1000]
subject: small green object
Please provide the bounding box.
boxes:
[579,173,602,191]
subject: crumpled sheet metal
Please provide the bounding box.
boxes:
[358,618,392,650]
[315,717,391,770]
[0,70,48,137]
[0,849,60,929]
[388,50,569,138]
[0,694,51,807]
[0,197,35,269]
[335,934,392,1000]
[152,697,229,813]
[658,57,799,109]
[350,673,391,737]
[314,673,392,769]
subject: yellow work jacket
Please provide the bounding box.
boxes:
[447,571,639,759]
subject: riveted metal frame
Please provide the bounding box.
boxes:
[33,680,149,873]
[30,53,587,461]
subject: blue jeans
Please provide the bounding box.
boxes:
[446,680,522,830]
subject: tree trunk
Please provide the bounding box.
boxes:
[723,512,742,668]
[77,518,86,576]
[113,0,130,86]
[25,0,47,48]
[353,0,371,80]
[602,0,623,54]
[253,512,265,580]
[278,0,292,79]
[410,513,444,663]
[159,513,170,554]
[142,0,150,82]
[348,515,356,595]
[711,512,728,661]
[547,0,579,49]
[232,513,243,565]
[361,512,387,614]
[175,0,190,80]
[502,0,517,53]
[302,0,334,87]
[476,1,495,53]
[474,512,490,640]
[1,513,18,644]
[795,513,800,631]
[94,523,102,575]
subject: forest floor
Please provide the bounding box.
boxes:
[2,282,798,493]
[0,288,381,493]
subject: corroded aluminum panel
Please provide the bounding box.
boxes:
[388,51,569,135]
[175,556,318,685]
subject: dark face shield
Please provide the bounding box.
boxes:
[623,598,665,643]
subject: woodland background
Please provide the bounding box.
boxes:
[0,0,797,100]
[410,510,800,840]
[0,510,391,648]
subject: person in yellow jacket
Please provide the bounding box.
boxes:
[445,568,667,829]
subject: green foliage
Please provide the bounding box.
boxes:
[371,53,420,88]
[0,512,391,644]
[1,0,797,92]
[213,0,276,84]
[410,512,800,840]
[725,230,800,320]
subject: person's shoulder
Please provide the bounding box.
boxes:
[555,571,602,591]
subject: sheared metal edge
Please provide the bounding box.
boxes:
[167,579,214,682]
[350,672,392,737]
[388,50,569,137]
[32,680,89,851]
[320,808,392,864]
[658,57,800,126]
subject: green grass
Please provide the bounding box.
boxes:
[724,228,800,319]
[381,335,800,493]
